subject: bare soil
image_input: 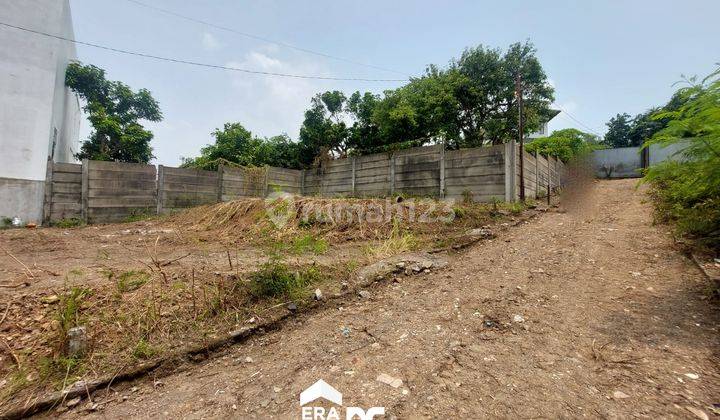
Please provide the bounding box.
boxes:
[48,179,720,419]
[3,180,719,418]
[0,196,512,413]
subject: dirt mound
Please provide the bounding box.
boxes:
[170,195,483,243]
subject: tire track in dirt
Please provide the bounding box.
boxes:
[58,179,719,419]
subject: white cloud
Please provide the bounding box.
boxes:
[224,51,333,138]
[201,32,221,51]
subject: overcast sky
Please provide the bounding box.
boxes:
[68,0,720,166]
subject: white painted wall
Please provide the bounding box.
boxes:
[0,0,80,181]
[0,0,80,222]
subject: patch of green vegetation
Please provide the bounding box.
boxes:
[452,205,467,219]
[56,287,92,334]
[0,216,13,229]
[291,234,329,254]
[132,338,158,360]
[0,369,29,403]
[497,201,526,215]
[38,355,84,385]
[52,218,84,228]
[248,260,324,300]
[123,208,154,223]
[115,270,150,293]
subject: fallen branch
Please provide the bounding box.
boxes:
[0,301,11,327]
[160,253,191,267]
[1,247,34,280]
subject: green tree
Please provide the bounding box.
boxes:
[181,123,302,170]
[298,91,351,166]
[642,68,720,249]
[525,128,599,162]
[451,41,555,147]
[65,62,162,163]
[603,113,634,148]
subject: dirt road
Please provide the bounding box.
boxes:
[62,179,719,419]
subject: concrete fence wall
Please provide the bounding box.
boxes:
[590,140,692,179]
[43,143,567,225]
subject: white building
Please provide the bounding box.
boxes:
[527,109,561,139]
[0,0,80,223]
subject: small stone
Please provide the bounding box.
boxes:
[66,397,81,408]
[395,262,406,269]
[286,302,298,312]
[341,282,349,290]
[41,295,60,304]
[358,290,371,299]
[613,390,630,399]
[512,314,525,323]
[340,326,351,337]
[421,261,433,269]
[244,356,254,363]
[260,400,270,408]
[273,386,282,393]
[314,289,323,300]
[67,326,87,357]
[684,373,699,380]
[377,373,403,388]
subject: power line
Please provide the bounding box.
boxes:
[121,0,410,77]
[554,105,603,137]
[0,21,408,82]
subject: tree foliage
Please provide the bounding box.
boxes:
[184,41,555,169]
[603,113,634,148]
[642,67,720,250]
[525,128,600,162]
[65,62,162,163]
[181,123,301,170]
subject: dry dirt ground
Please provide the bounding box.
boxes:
[34,179,720,418]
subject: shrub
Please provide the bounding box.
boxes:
[248,260,323,299]
[642,67,720,250]
[52,218,84,228]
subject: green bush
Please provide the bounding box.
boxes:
[52,218,84,228]
[642,67,720,250]
[525,128,601,162]
[248,261,323,299]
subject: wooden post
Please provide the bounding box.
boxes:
[43,158,54,225]
[351,156,356,197]
[504,140,517,202]
[263,166,270,197]
[439,144,446,198]
[156,165,164,215]
[389,153,396,196]
[300,169,306,196]
[516,75,525,201]
[216,164,224,203]
[534,151,539,199]
[81,159,89,223]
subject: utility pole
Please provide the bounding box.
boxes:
[515,74,525,201]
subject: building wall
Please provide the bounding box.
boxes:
[0,0,80,222]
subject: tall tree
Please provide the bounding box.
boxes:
[451,41,555,147]
[603,113,634,148]
[65,62,162,163]
[298,91,351,166]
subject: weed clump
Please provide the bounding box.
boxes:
[248,260,324,299]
